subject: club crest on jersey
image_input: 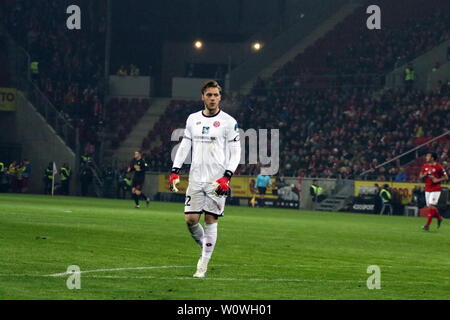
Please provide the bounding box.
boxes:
[213,121,220,127]
[202,126,210,134]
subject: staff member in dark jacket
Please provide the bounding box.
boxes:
[60,163,72,195]
[379,184,393,215]
[43,162,53,194]
[310,180,325,204]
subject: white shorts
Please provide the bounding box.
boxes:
[184,181,226,216]
[425,191,441,206]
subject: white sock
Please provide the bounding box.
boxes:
[201,223,218,261]
[188,223,204,247]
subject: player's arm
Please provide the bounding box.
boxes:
[433,168,448,183]
[418,166,427,179]
[214,120,241,196]
[169,119,192,191]
[225,121,241,174]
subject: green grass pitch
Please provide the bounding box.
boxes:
[1,193,449,300]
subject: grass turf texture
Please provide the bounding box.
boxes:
[0,193,449,300]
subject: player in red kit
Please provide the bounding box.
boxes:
[419,152,448,231]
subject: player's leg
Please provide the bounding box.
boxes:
[139,192,150,206]
[193,186,225,278]
[131,187,140,208]
[379,202,386,215]
[194,213,221,279]
[137,185,150,207]
[388,204,393,215]
[429,192,442,228]
[423,192,433,230]
[185,184,206,247]
[185,213,203,247]
[138,191,148,200]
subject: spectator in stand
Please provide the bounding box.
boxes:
[431,62,440,73]
[7,161,18,193]
[116,65,128,76]
[15,161,26,193]
[0,160,7,193]
[394,167,408,182]
[1,0,106,157]
[404,63,415,91]
[129,64,140,76]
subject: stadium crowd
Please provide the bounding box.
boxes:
[275,0,450,89]
[0,0,107,160]
[141,81,450,182]
[141,0,450,182]
[0,159,31,193]
[2,0,450,186]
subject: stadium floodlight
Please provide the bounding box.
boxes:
[252,42,262,51]
[194,40,203,49]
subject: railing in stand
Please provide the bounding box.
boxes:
[359,130,450,179]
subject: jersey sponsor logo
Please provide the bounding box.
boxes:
[213,121,220,127]
[202,126,210,134]
[194,136,212,140]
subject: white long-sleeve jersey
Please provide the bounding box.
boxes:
[173,109,241,183]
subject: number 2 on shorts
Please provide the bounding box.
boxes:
[185,195,191,206]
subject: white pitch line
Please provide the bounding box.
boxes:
[2,273,450,286]
[74,275,364,283]
[43,265,196,277]
[2,263,450,280]
[81,276,450,285]
[44,264,389,277]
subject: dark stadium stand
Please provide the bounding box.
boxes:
[2,0,449,183]
[274,0,450,89]
[0,0,107,158]
[0,36,11,87]
[142,100,200,172]
[142,0,450,181]
[105,97,151,149]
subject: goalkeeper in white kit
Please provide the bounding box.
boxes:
[169,80,241,278]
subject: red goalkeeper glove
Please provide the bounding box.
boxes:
[169,168,180,192]
[214,170,233,197]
